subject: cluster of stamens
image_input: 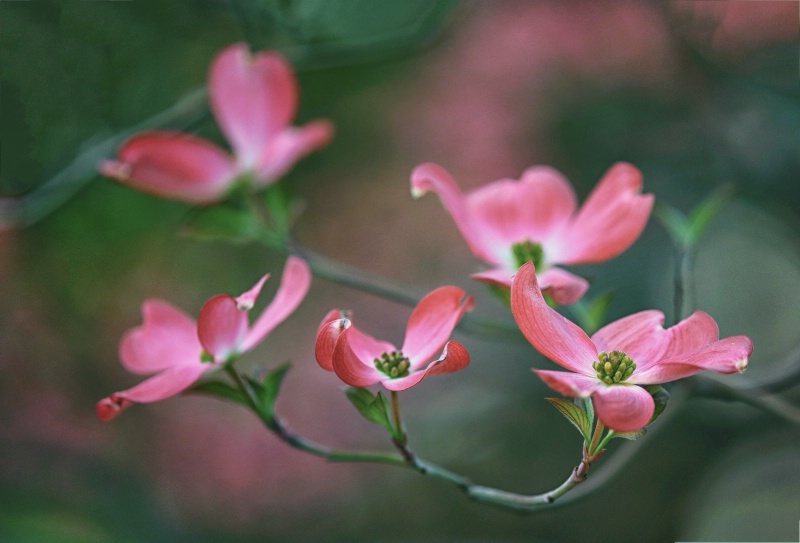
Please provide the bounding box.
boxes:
[374,351,411,379]
[511,240,544,269]
[593,350,636,385]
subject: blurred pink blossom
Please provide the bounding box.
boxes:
[97,256,311,420]
[100,43,333,204]
[411,161,653,304]
[512,262,753,432]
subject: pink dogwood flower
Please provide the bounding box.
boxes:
[100,43,333,204]
[410,162,654,305]
[97,256,311,421]
[511,262,753,432]
[315,287,474,391]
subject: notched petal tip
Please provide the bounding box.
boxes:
[99,160,132,180]
[315,310,352,372]
[96,395,132,422]
[236,274,270,310]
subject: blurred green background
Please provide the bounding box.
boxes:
[1,1,799,542]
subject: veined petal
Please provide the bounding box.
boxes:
[511,263,597,374]
[241,256,312,352]
[383,341,469,391]
[315,310,350,372]
[100,132,236,204]
[410,163,497,262]
[253,121,334,186]
[661,311,719,360]
[533,369,603,398]
[331,327,386,387]
[556,163,654,265]
[98,363,210,420]
[347,326,397,363]
[631,336,753,384]
[197,295,249,360]
[120,300,200,375]
[591,310,669,370]
[466,166,577,253]
[591,384,655,432]
[209,44,297,169]
[536,267,590,306]
[402,286,474,367]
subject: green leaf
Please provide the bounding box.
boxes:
[244,363,292,418]
[655,203,692,249]
[547,398,591,443]
[687,184,734,244]
[262,184,302,240]
[583,396,595,430]
[571,292,614,334]
[345,387,395,435]
[181,202,271,245]
[189,380,249,406]
[613,428,647,441]
[645,384,670,425]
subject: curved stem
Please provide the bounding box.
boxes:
[672,245,694,325]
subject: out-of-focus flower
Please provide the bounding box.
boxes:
[97,256,311,421]
[315,287,474,391]
[511,262,753,432]
[100,43,333,204]
[411,162,653,305]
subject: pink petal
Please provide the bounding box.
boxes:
[382,341,470,391]
[235,274,270,311]
[410,163,497,262]
[241,256,312,352]
[591,310,669,370]
[470,267,513,289]
[315,310,350,372]
[101,132,236,204]
[100,363,210,414]
[401,286,474,367]
[466,166,577,256]
[556,163,654,265]
[253,120,334,186]
[631,336,753,384]
[119,300,201,375]
[197,295,249,360]
[660,311,719,360]
[331,327,386,387]
[347,326,397,363]
[209,44,297,169]
[533,369,604,398]
[511,263,597,375]
[591,384,655,432]
[536,267,590,306]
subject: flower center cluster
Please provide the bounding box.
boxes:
[374,351,411,379]
[593,350,636,385]
[512,240,544,270]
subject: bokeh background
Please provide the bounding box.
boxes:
[1,1,799,542]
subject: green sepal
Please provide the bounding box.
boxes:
[613,428,647,441]
[181,202,275,245]
[547,398,592,444]
[645,384,670,425]
[344,387,400,439]
[189,380,249,407]
[245,363,292,419]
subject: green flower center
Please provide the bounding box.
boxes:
[593,350,636,385]
[511,240,544,270]
[374,351,411,379]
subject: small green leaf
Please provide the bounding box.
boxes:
[262,184,302,240]
[687,184,733,244]
[646,384,670,425]
[655,203,691,248]
[547,398,591,443]
[243,363,292,418]
[181,203,271,244]
[583,396,595,430]
[189,380,249,406]
[571,292,614,335]
[613,428,647,441]
[345,387,395,435]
